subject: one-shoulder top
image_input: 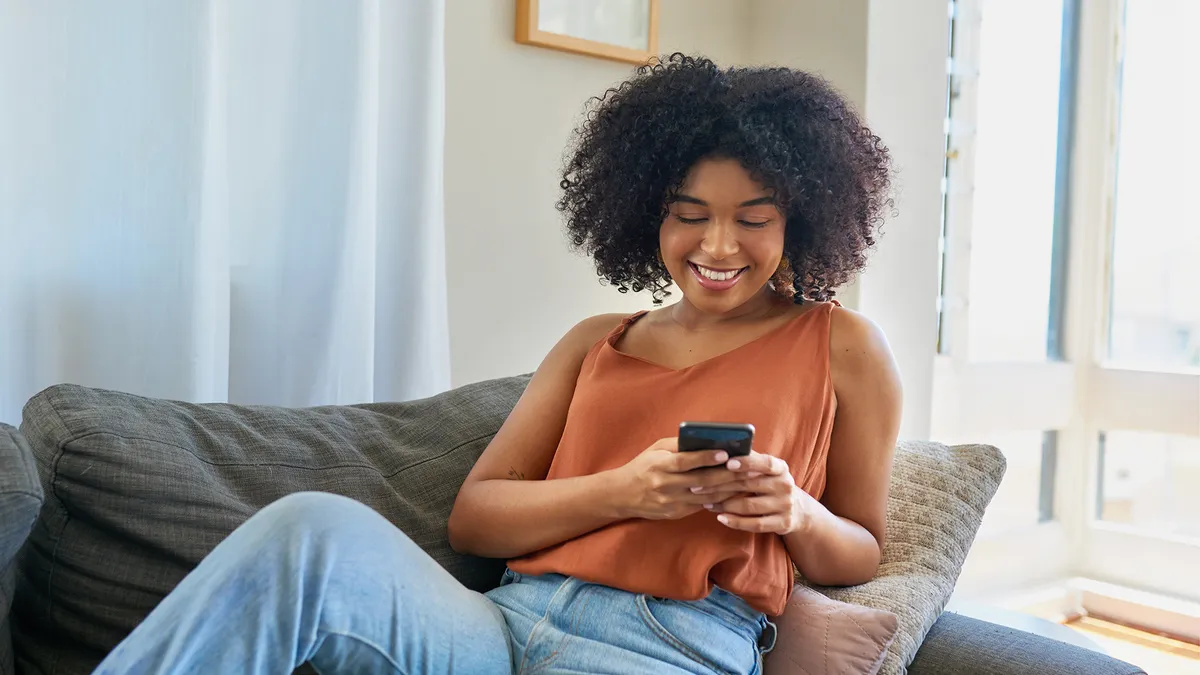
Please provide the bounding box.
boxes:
[508,303,838,615]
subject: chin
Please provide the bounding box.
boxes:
[680,285,763,313]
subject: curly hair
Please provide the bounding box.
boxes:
[558,53,893,303]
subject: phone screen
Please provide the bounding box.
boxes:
[678,422,754,457]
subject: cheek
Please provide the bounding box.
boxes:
[657,221,692,257]
[746,231,786,269]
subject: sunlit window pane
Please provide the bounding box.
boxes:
[965,0,1066,362]
[1099,431,1200,538]
[1107,0,1200,371]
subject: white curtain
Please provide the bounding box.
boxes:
[0,0,450,423]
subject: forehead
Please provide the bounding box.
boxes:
[679,158,770,201]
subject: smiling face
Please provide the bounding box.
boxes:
[659,158,787,315]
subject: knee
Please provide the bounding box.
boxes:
[247,493,428,575]
[252,492,386,545]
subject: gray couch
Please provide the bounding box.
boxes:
[0,377,1145,675]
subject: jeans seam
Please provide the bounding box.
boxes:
[517,577,573,673]
[636,595,727,675]
[309,628,405,675]
[529,582,596,674]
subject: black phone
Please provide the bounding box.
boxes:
[678,422,754,457]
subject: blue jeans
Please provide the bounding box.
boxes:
[93,492,767,675]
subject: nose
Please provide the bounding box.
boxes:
[700,219,739,260]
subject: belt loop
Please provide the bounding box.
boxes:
[759,618,778,655]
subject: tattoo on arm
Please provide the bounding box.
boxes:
[507,467,525,480]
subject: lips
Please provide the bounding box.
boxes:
[688,262,748,292]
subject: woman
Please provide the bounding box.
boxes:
[96,54,900,675]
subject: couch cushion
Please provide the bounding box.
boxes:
[13,377,528,675]
[764,584,899,675]
[907,612,1147,675]
[804,442,1006,675]
[0,424,44,675]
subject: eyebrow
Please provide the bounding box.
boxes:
[672,194,776,207]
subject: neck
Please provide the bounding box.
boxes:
[669,286,783,331]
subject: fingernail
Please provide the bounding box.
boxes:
[717,515,730,524]
[714,451,728,462]
[703,503,713,510]
[727,459,741,470]
[747,471,761,478]
[690,486,704,493]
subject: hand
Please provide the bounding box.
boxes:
[613,438,746,521]
[694,451,814,535]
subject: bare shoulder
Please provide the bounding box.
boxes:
[551,313,629,359]
[568,313,628,344]
[829,305,889,354]
[828,306,901,390]
[574,312,630,334]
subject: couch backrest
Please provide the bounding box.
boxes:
[0,424,43,675]
[13,377,529,675]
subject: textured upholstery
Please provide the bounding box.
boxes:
[0,425,43,675]
[908,612,1146,675]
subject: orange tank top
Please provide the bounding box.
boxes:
[508,303,837,616]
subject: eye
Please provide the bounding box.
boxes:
[739,220,770,228]
[675,215,709,224]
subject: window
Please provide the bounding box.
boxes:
[936,0,1075,536]
[962,0,1068,362]
[941,0,1200,607]
[939,0,1073,363]
[1106,0,1200,372]
[1099,431,1200,539]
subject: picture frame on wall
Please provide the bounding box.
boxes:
[515,0,660,65]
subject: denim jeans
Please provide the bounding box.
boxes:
[93,492,766,675]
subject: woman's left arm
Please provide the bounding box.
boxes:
[703,307,902,586]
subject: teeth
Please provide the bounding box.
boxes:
[696,265,741,282]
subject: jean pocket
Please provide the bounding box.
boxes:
[636,595,758,675]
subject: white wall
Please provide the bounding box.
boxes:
[443,0,748,387]
[856,0,949,440]
[747,0,869,110]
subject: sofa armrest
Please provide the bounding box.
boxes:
[907,612,1147,675]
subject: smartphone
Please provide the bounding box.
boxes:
[678,422,754,457]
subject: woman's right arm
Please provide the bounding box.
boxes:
[447,315,733,559]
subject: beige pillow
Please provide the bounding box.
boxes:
[801,442,1006,675]
[764,585,899,675]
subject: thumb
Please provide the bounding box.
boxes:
[672,449,729,472]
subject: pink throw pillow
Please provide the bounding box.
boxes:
[763,585,899,675]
